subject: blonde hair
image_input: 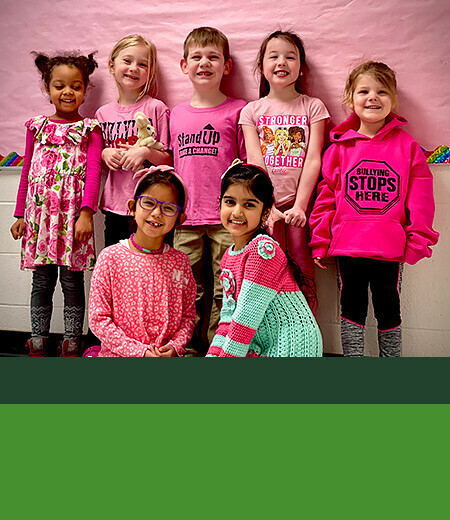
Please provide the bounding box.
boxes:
[183,27,230,61]
[344,61,398,108]
[109,34,158,100]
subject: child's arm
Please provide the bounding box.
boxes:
[309,145,340,265]
[242,125,267,171]
[119,145,172,171]
[207,238,287,357]
[10,129,34,239]
[161,258,197,357]
[237,120,247,162]
[75,127,103,243]
[102,147,123,171]
[283,119,325,228]
[88,252,151,357]
[403,144,439,264]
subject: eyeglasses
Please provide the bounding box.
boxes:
[137,196,181,217]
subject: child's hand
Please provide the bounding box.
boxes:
[74,208,93,243]
[118,145,149,172]
[314,257,327,270]
[266,206,285,234]
[144,347,160,357]
[144,344,177,357]
[157,344,177,357]
[10,218,25,240]
[284,206,307,228]
[102,148,123,171]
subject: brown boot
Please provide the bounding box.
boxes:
[58,337,81,357]
[25,336,47,357]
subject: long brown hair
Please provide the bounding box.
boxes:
[256,30,309,98]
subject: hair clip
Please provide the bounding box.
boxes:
[133,165,188,209]
[221,158,243,179]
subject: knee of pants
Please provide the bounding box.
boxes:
[59,268,85,300]
[340,292,368,327]
[340,309,368,328]
[373,303,402,331]
[31,266,58,297]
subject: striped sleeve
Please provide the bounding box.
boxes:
[208,237,288,357]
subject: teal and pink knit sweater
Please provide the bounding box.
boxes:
[207,235,323,357]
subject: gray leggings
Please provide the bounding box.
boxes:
[30,265,85,338]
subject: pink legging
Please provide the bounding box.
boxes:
[271,203,315,280]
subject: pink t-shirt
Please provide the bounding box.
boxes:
[239,95,329,207]
[170,97,246,225]
[95,96,170,215]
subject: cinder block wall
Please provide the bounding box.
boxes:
[1,165,449,355]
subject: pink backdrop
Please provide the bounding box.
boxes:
[1,0,449,154]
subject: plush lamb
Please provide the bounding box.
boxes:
[134,111,164,150]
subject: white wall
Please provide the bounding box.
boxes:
[1,165,449,355]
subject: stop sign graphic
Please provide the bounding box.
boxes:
[345,160,400,214]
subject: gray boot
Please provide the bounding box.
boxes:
[378,327,402,357]
[341,318,365,357]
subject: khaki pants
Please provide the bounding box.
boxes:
[174,225,233,353]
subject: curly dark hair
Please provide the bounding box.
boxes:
[32,51,98,89]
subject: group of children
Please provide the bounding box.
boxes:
[10,27,439,358]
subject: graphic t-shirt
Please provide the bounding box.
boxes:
[95,96,170,215]
[170,97,246,225]
[239,95,329,207]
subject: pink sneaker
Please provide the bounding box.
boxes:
[25,337,47,357]
[82,345,101,357]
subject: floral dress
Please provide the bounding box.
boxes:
[21,116,99,271]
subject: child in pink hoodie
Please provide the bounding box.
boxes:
[309,61,439,357]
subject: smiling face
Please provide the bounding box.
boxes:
[262,37,301,96]
[220,183,267,250]
[46,65,85,120]
[350,73,395,136]
[110,44,150,97]
[181,44,231,91]
[128,182,180,251]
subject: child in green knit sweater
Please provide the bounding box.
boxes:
[207,162,322,357]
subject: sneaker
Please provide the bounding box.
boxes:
[58,338,81,357]
[25,336,47,357]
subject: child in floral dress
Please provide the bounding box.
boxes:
[10,51,102,356]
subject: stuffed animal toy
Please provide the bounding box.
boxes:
[133,112,164,150]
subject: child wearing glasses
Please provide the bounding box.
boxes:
[86,166,196,357]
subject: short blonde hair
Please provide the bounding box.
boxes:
[183,27,230,61]
[109,34,158,100]
[344,61,398,108]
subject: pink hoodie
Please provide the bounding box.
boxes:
[309,113,439,265]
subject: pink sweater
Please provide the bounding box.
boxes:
[309,113,439,264]
[89,241,196,357]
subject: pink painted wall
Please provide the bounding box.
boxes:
[1,0,449,154]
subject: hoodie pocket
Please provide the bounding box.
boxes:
[329,219,406,258]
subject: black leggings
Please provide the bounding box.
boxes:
[31,265,85,337]
[337,257,402,331]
